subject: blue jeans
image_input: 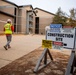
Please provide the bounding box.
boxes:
[5,35,12,47]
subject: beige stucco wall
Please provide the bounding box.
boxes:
[21,9,26,33]
[34,9,54,34]
[0,1,55,35]
[0,2,33,34]
[17,6,33,34]
[32,14,35,34]
[35,9,54,17]
[0,13,14,33]
[0,1,14,6]
[0,7,15,15]
[0,1,15,33]
[0,1,16,15]
[23,6,32,11]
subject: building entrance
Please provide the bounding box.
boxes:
[35,17,39,34]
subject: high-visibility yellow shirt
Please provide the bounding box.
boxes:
[4,23,12,34]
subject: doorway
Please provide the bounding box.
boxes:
[35,17,39,34]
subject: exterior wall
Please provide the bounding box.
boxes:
[16,8,22,33]
[0,1,15,33]
[34,9,54,34]
[0,1,15,15]
[39,17,53,34]
[17,6,33,34]
[0,1,24,34]
[33,15,35,34]
[0,6,15,15]
[14,8,19,33]
[23,6,32,11]
[0,2,33,34]
[21,9,26,33]
[30,14,35,34]
[0,1,14,6]
[26,12,34,34]
[0,13,14,33]
[26,11,31,34]
[0,1,55,35]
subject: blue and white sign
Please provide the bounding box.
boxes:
[50,24,62,33]
[50,24,62,28]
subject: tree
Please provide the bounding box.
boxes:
[52,7,67,26]
[70,8,76,20]
[68,8,76,27]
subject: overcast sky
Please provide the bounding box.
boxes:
[8,0,76,15]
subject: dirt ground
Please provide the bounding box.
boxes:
[0,47,70,75]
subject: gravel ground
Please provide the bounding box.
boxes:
[0,47,70,75]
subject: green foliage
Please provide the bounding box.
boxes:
[52,7,67,26]
[52,7,76,27]
[69,8,76,27]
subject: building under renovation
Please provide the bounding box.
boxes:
[0,0,55,34]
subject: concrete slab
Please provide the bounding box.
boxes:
[0,34,71,69]
[0,60,11,68]
[0,35,45,68]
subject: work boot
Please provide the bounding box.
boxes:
[8,45,11,48]
[4,46,8,50]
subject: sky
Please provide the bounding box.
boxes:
[8,0,76,15]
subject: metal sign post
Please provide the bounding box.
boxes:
[65,50,76,75]
[34,29,53,73]
[33,48,53,73]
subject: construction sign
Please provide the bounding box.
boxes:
[42,40,52,48]
[46,24,75,49]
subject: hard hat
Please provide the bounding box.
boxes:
[7,19,12,22]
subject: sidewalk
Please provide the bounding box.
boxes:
[0,34,45,68]
[0,46,70,75]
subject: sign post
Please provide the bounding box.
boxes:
[34,26,53,73]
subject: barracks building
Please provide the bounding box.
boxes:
[0,0,55,34]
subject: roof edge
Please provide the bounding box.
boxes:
[34,7,56,16]
[2,0,18,7]
[19,5,33,10]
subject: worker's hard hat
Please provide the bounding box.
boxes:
[7,19,12,22]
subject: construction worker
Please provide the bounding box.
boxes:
[4,19,14,50]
